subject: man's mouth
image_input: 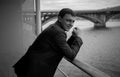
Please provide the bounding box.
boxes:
[67,25,72,29]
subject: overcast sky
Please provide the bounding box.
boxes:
[41,0,120,10]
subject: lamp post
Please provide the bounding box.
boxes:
[35,0,42,35]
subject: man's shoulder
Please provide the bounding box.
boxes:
[52,23,65,33]
[42,22,65,37]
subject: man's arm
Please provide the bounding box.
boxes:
[67,34,83,51]
[54,28,83,60]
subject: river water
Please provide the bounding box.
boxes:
[43,20,120,77]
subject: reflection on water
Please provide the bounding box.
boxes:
[106,20,120,27]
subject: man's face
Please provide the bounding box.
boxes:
[59,14,75,31]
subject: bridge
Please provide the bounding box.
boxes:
[41,6,120,28]
[23,6,120,29]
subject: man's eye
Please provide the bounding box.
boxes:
[66,19,74,23]
[66,19,70,22]
[71,20,75,23]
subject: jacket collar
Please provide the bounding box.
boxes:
[55,21,65,31]
[54,21,67,39]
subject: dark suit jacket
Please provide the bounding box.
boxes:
[13,21,83,77]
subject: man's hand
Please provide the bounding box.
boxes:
[72,27,81,36]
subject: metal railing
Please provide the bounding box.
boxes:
[58,58,111,77]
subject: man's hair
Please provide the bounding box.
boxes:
[58,8,75,18]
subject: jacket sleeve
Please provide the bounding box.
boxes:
[67,34,83,53]
[54,31,83,60]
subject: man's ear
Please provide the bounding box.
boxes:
[58,16,62,22]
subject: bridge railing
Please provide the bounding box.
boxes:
[57,58,111,77]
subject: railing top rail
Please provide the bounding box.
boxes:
[64,58,111,77]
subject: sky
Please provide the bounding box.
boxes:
[40,0,120,10]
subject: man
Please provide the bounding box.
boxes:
[13,8,83,77]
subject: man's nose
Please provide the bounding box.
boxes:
[70,22,74,26]
[69,24,73,27]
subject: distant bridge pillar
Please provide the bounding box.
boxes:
[94,22,106,29]
[94,14,107,29]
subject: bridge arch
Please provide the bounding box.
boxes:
[75,19,94,29]
[107,13,120,22]
[42,17,57,26]
[76,15,100,23]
